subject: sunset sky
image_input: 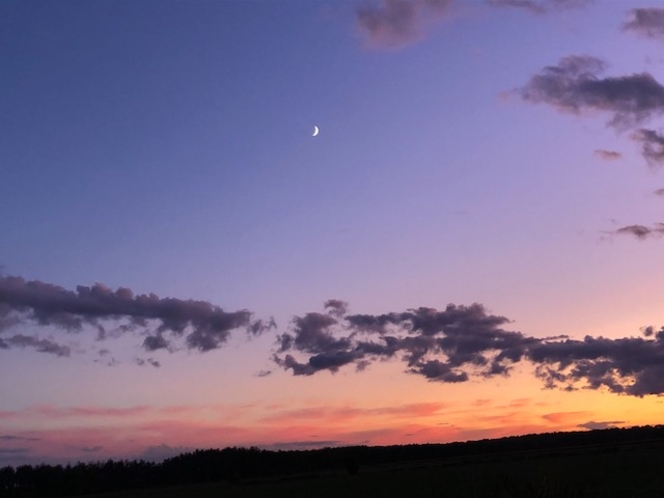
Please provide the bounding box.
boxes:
[2,0,664,467]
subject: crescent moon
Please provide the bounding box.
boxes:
[312,126,319,137]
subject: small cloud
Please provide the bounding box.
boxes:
[611,223,664,240]
[578,420,624,430]
[134,358,160,368]
[623,8,664,41]
[356,0,453,50]
[80,445,103,453]
[631,129,664,167]
[594,149,622,161]
[654,188,664,197]
[255,369,272,377]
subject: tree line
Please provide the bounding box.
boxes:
[1,425,663,497]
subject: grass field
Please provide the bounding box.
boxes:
[91,443,664,498]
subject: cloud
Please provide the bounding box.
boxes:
[276,301,664,397]
[623,8,664,41]
[135,357,160,368]
[654,188,664,196]
[487,0,592,15]
[80,445,103,453]
[578,420,624,430]
[594,149,622,161]
[274,302,541,381]
[356,0,453,49]
[0,274,272,356]
[610,223,664,240]
[519,55,664,129]
[0,435,40,442]
[631,128,664,167]
[1,334,70,357]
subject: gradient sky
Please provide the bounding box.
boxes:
[2,0,664,466]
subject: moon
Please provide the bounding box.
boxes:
[312,126,319,137]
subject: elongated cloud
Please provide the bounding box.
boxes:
[356,0,452,49]
[274,301,664,397]
[487,0,592,15]
[519,55,664,129]
[610,223,664,240]
[623,8,664,41]
[0,274,272,355]
[594,149,622,161]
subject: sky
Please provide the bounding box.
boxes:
[2,0,664,466]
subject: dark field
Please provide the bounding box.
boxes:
[91,441,664,498]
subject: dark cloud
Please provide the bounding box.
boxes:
[324,299,348,318]
[530,329,664,396]
[276,301,664,397]
[631,128,664,167]
[519,55,664,128]
[654,188,664,197]
[0,274,270,355]
[255,369,272,377]
[610,223,664,240]
[356,0,452,49]
[594,149,622,161]
[623,8,664,41]
[578,420,624,430]
[487,0,592,15]
[274,303,539,381]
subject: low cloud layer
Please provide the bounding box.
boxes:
[519,55,664,129]
[3,273,664,397]
[274,301,664,397]
[487,0,592,15]
[356,0,452,49]
[623,8,664,41]
[0,274,272,356]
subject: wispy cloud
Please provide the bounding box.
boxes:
[594,149,622,161]
[356,0,453,49]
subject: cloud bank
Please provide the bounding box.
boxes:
[356,0,452,49]
[0,274,273,356]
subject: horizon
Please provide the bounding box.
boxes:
[2,0,664,468]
